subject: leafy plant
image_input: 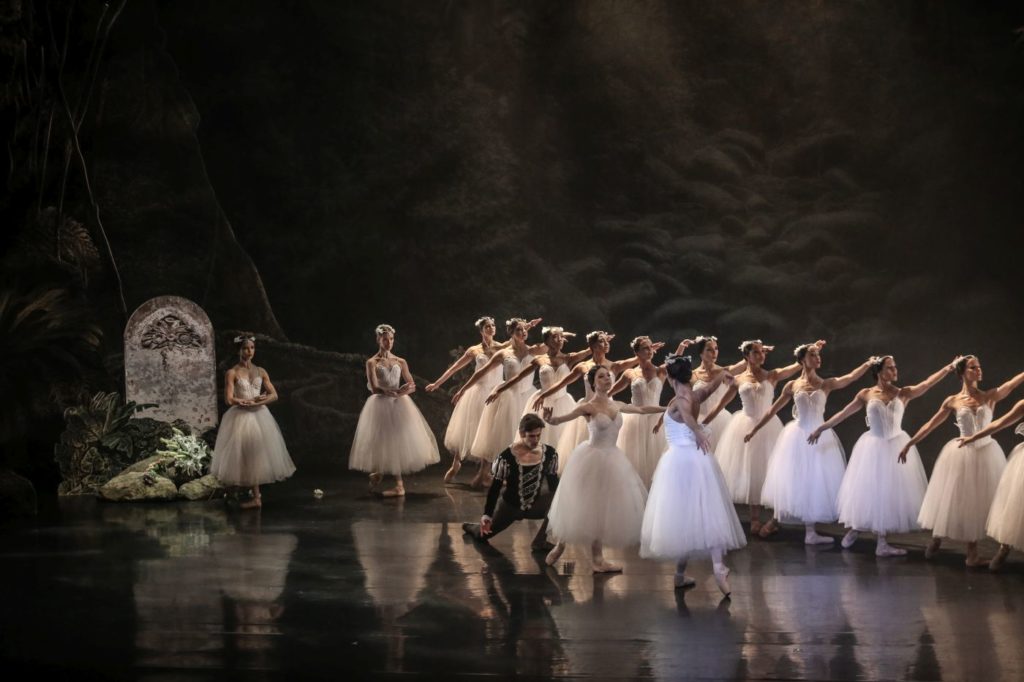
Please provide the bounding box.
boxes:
[151,428,212,482]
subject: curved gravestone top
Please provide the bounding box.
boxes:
[125,296,218,431]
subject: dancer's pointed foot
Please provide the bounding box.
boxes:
[805,530,834,545]
[749,520,763,535]
[924,537,941,560]
[592,560,622,574]
[382,484,405,497]
[875,543,907,557]
[545,542,565,567]
[673,573,696,589]
[990,545,1010,572]
[758,519,779,539]
[713,565,732,598]
[443,458,461,483]
[965,550,989,568]
[841,530,859,549]
[368,473,383,490]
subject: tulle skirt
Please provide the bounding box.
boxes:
[715,412,783,505]
[987,443,1024,549]
[523,390,576,450]
[617,412,669,489]
[348,394,440,475]
[837,431,926,534]
[443,381,491,459]
[761,423,846,523]
[211,405,296,486]
[640,436,746,558]
[556,399,589,473]
[548,441,649,548]
[918,437,1006,542]
[703,408,733,453]
[469,388,531,462]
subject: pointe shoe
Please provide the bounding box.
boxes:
[965,553,989,568]
[875,543,907,557]
[592,560,623,574]
[443,461,461,484]
[713,566,732,598]
[990,545,1010,572]
[368,473,383,490]
[673,573,697,589]
[239,494,262,510]
[841,530,859,549]
[924,538,941,560]
[758,520,779,539]
[382,485,405,498]
[749,520,763,535]
[545,543,565,567]
[805,531,835,545]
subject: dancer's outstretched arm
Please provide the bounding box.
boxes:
[703,383,739,424]
[532,364,585,411]
[485,358,539,404]
[991,369,1024,404]
[960,399,1024,446]
[452,350,506,405]
[822,357,874,392]
[426,348,479,392]
[899,399,954,462]
[902,357,961,401]
[745,380,795,442]
[808,391,868,443]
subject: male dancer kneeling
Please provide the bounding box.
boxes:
[463,413,563,553]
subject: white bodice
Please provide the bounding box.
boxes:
[474,351,502,391]
[737,379,776,418]
[587,411,623,447]
[955,405,993,440]
[374,363,402,390]
[234,375,263,401]
[695,380,730,417]
[538,363,571,397]
[629,373,663,407]
[502,352,536,395]
[792,390,827,429]
[664,413,705,446]
[865,398,905,438]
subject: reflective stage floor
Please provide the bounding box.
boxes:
[2,471,1022,680]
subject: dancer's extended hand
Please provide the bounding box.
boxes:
[532,396,545,412]
[484,389,502,405]
[542,407,555,424]
[425,382,439,392]
[480,516,493,535]
[451,390,464,406]
[696,429,712,454]
[897,445,909,463]
[652,414,664,434]
[807,427,823,445]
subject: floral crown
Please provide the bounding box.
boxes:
[739,339,763,353]
[694,335,717,345]
[474,316,494,329]
[233,335,255,344]
[793,342,817,359]
[869,355,891,371]
[586,330,608,345]
[375,324,395,336]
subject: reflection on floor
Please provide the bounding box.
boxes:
[1,471,1022,679]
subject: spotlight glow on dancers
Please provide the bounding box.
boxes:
[959,399,1024,570]
[809,355,960,556]
[211,335,296,509]
[542,365,662,573]
[901,356,1024,565]
[348,324,440,497]
[425,316,539,485]
[706,339,818,534]
[640,354,744,598]
[749,343,872,542]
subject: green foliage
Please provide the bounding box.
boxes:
[0,285,103,455]
[54,391,167,495]
[151,428,212,482]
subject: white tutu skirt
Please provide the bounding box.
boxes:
[348,394,440,475]
[761,423,846,523]
[523,390,576,450]
[211,406,296,486]
[617,413,668,489]
[555,399,589,473]
[547,441,649,548]
[715,413,783,505]
[469,389,531,462]
[987,443,1024,549]
[918,437,1006,542]
[640,439,746,558]
[443,381,489,459]
[704,409,733,453]
[837,431,926,534]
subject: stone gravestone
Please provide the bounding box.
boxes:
[125,296,218,431]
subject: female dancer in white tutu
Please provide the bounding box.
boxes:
[610,336,669,488]
[348,324,440,497]
[640,354,744,597]
[541,365,663,573]
[211,335,296,509]
[519,326,591,449]
[959,398,1024,570]
[746,343,872,542]
[456,318,540,469]
[808,355,962,556]
[704,339,817,535]
[425,316,539,485]
[689,336,746,453]
[532,331,654,472]
[899,356,1024,565]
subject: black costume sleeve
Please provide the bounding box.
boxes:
[484,448,511,517]
[543,445,559,494]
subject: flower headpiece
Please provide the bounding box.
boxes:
[375,324,396,336]
[474,316,494,330]
[739,339,763,354]
[586,330,609,346]
[233,335,255,344]
[869,355,890,371]
[630,335,651,351]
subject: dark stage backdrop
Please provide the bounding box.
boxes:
[156,1,1024,378]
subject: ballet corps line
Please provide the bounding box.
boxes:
[212,323,1024,593]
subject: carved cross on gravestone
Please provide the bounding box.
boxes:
[125,296,218,430]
